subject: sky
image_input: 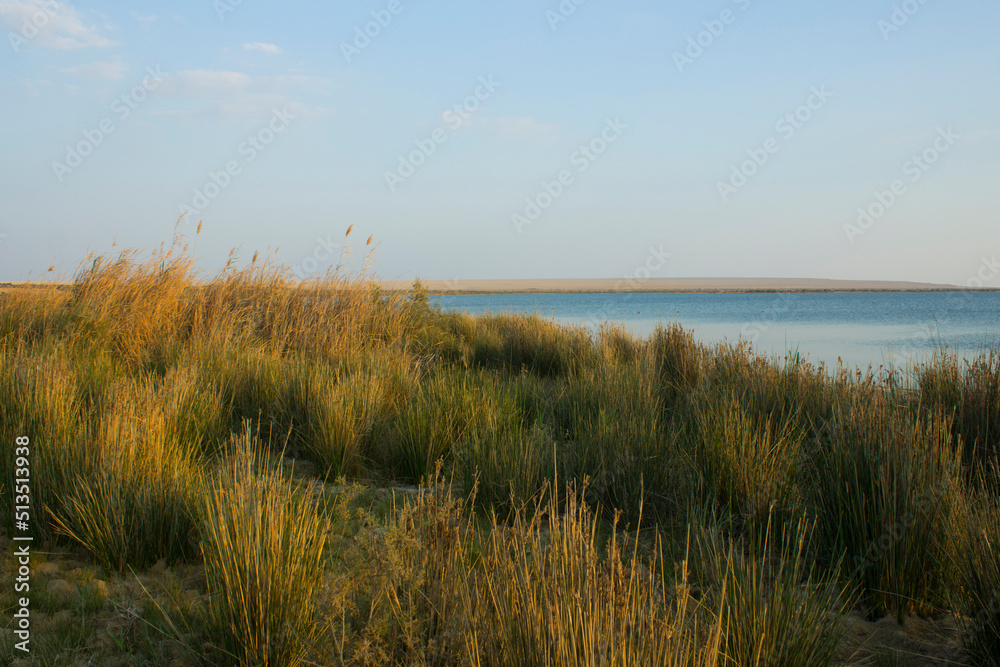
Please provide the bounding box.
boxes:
[0,0,997,285]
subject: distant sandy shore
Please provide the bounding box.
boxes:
[3,278,995,295]
[380,278,985,294]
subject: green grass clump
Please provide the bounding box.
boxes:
[557,350,670,522]
[457,409,553,511]
[918,349,1000,483]
[199,428,330,666]
[387,369,503,482]
[693,512,849,667]
[53,395,200,571]
[461,313,595,377]
[808,398,959,620]
[469,487,722,667]
[158,360,231,456]
[651,323,702,409]
[283,360,385,479]
[0,349,95,542]
[690,391,805,527]
[950,476,1000,665]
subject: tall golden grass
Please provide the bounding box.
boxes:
[199,427,329,666]
[0,243,997,665]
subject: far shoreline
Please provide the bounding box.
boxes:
[4,278,999,296]
[380,278,997,295]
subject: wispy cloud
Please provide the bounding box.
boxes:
[158,69,253,96]
[153,69,330,121]
[963,129,998,144]
[129,10,157,26]
[243,42,282,54]
[21,77,52,97]
[882,128,998,146]
[880,133,925,145]
[0,0,115,49]
[61,57,127,80]
[486,116,557,140]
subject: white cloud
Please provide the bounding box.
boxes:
[21,77,51,96]
[258,74,332,95]
[158,69,253,96]
[61,58,127,80]
[153,69,330,121]
[243,42,282,54]
[963,129,998,144]
[129,10,157,26]
[882,129,998,146]
[486,116,557,139]
[0,0,115,50]
[880,133,924,145]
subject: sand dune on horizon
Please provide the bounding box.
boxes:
[2,277,983,295]
[381,277,968,294]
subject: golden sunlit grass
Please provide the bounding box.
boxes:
[52,380,201,572]
[199,427,329,666]
[0,236,997,665]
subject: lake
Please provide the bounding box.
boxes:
[435,292,1000,371]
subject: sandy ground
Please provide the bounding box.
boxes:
[379,277,972,294]
[836,611,969,666]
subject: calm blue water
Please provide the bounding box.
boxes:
[435,292,1000,371]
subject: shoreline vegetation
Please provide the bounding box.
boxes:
[1,239,999,665]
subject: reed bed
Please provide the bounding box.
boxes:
[0,245,997,665]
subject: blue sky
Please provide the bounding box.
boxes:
[0,0,997,284]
